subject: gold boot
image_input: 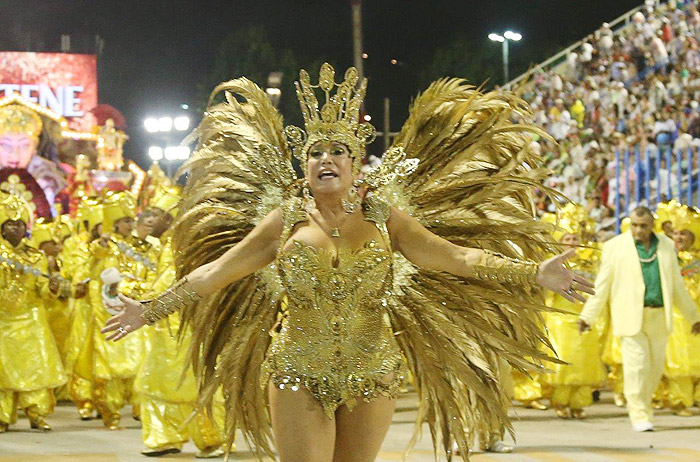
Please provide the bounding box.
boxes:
[672,405,694,417]
[0,421,8,433]
[570,408,586,419]
[527,399,548,410]
[103,413,121,430]
[554,405,570,419]
[77,402,95,421]
[26,408,51,432]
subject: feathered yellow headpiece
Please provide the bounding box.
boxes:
[0,104,43,141]
[284,63,376,174]
[671,205,700,249]
[102,191,136,231]
[543,203,588,241]
[0,190,31,225]
[655,199,682,232]
[151,186,181,218]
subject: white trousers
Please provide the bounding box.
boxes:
[620,308,669,424]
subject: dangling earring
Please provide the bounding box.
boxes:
[302,180,315,213]
[342,181,361,214]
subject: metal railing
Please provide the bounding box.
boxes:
[612,144,699,233]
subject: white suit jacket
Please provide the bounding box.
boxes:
[579,231,700,337]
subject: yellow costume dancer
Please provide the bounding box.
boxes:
[662,206,700,415]
[541,205,605,419]
[31,221,72,362]
[135,195,227,458]
[63,199,100,419]
[512,370,549,409]
[104,64,593,459]
[91,191,145,429]
[0,192,66,432]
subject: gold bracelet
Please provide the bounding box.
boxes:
[140,277,202,325]
[470,250,539,285]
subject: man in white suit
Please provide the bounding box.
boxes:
[578,206,700,431]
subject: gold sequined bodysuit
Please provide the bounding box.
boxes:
[262,198,405,417]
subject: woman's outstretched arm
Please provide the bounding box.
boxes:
[102,208,283,340]
[387,207,594,302]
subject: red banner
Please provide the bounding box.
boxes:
[0,52,98,131]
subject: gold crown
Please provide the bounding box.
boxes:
[284,63,375,173]
[0,190,32,225]
[0,104,43,140]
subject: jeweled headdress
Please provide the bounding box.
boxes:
[0,190,32,225]
[0,104,43,140]
[284,63,376,174]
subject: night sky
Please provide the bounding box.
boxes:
[0,0,642,166]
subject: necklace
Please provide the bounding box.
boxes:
[310,208,348,238]
[639,252,657,263]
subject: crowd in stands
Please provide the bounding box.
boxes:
[521,0,700,241]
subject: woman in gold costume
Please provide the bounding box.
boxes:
[103,64,592,461]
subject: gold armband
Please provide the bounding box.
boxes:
[470,250,539,285]
[140,277,202,325]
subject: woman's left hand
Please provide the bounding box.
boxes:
[536,248,595,303]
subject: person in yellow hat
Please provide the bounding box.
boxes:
[659,205,700,416]
[32,221,73,360]
[132,188,228,457]
[0,191,66,432]
[541,204,606,419]
[31,219,75,401]
[62,198,100,420]
[89,190,146,429]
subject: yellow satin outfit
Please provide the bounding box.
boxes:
[662,250,700,407]
[62,230,96,414]
[135,237,225,451]
[262,203,405,418]
[543,247,605,410]
[0,240,66,425]
[91,233,157,426]
[42,255,71,364]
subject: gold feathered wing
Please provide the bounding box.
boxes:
[369,79,562,459]
[172,78,294,458]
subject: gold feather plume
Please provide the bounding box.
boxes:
[370,78,563,460]
[172,78,293,458]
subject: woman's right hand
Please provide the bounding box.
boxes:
[101,293,146,341]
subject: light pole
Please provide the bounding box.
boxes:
[488,30,522,85]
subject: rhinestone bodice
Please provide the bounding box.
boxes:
[263,234,404,416]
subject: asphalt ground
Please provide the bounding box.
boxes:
[1,391,699,461]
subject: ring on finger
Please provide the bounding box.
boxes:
[118,326,127,334]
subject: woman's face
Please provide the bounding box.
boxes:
[0,133,37,169]
[306,140,354,196]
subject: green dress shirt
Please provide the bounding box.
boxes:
[635,234,664,307]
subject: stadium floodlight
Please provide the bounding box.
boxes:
[173,116,190,131]
[164,146,179,161]
[144,118,159,133]
[148,146,163,161]
[158,117,173,132]
[488,33,505,43]
[504,30,522,41]
[177,146,191,160]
